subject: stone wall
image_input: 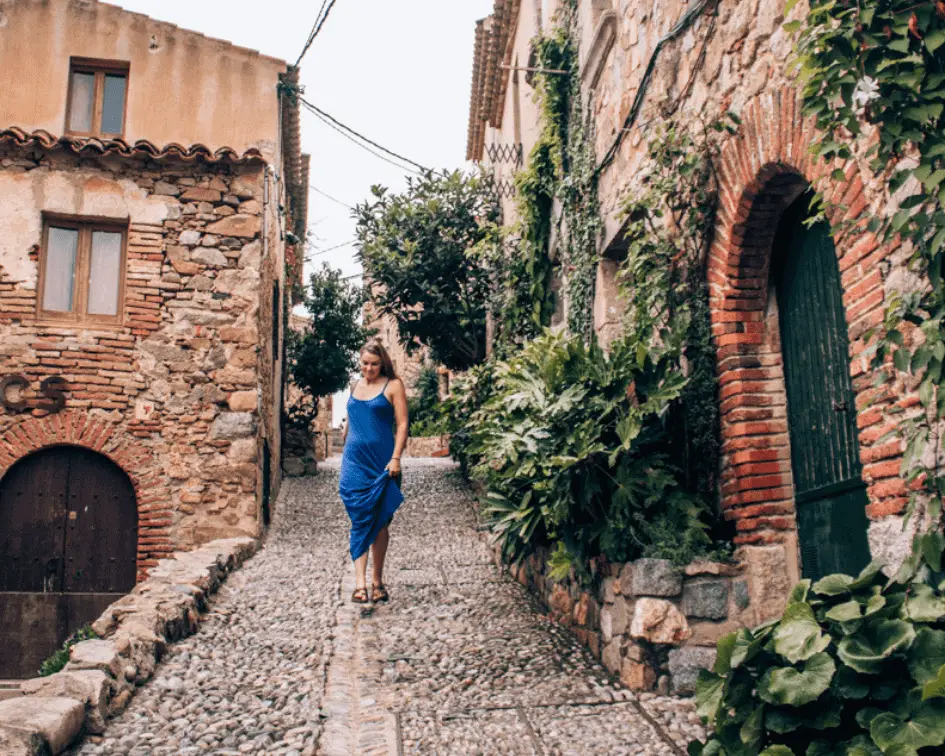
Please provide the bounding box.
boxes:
[469,0,921,624]
[497,544,749,695]
[404,434,450,458]
[0,142,286,570]
[0,537,257,755]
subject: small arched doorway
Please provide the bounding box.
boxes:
[773,192,871,580]
[0,446,137,678]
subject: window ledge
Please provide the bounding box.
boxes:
[581,11,618,90]
[33,319,127,332]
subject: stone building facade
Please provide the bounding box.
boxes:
[467,0,918,654]
[0,0,307,677]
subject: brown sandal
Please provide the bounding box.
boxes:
[351,587,370,604]
[371,583,390,603]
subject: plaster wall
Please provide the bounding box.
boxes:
[0,0,286,162]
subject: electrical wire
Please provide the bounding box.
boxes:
[304,238,358,261]
[596,0,718,175]
[300,98,430,174]
[310,183,355,211]
[295,0,338,67]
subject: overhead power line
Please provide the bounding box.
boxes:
[300,98,430,175]
[304,238,358,262]
[310,183,355,211]
[295,0,338,67]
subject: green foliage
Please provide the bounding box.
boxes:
[355,170,499,371]
[446,359,500,477]
[690,558,945,755]
[408,365,448,437]
[39,624,97,677]
[287,263,373,428]
[465,330,719,569]
[789,0,945,543]
[487,0,601,351]
[618,116,737,506]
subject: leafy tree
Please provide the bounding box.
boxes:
[286,263,372,427]
[408,365,448,437]
[354,170,499,371]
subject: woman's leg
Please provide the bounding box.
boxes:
[371,526,390,586]
[354,550,369,592]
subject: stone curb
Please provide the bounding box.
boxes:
[0,537,258,755]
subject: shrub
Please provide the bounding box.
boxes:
[408,365,448,437]
[39,624,98,677]
[690,546,945,756]
[465,330,723,569]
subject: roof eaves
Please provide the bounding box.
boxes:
[0,126,266,163]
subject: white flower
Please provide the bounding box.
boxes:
[852,76,881,112]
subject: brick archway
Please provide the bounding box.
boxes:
[708,88,903,559]
[0,411,172,578]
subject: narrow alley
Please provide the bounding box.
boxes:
[74,461,703,756]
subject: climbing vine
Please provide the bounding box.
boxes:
[788,0,945,559]
[618,116,738,504]
[490,0,601,350]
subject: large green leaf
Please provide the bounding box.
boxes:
[759,748,794,756]
[813,573,854,596]
[730,627,771,670]
[921,663,945,700]
[903,584,945,622]
[766,701,842,734]
[870,699,945,751]
[837,620,917,674]
[774,602,832,663]
[759,652,836,706]
[695,669,725,727]
[909,628,945,685]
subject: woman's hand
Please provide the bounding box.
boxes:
[386,457,402,476]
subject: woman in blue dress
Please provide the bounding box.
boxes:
[340,341,408,603]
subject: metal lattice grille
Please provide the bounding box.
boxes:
[486,143,524,167]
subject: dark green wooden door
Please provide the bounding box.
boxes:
[774,195,871,580]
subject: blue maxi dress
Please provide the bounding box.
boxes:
[339,381,404,560]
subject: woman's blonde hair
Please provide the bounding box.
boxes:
[360,340,398,380]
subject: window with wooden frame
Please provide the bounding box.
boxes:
[37,216,128,325]
[66,58,129,138]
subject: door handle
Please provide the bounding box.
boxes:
[832,399,848,412]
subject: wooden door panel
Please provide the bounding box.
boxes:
[0,592,120,679]
[62,447,137,593]
[0,448,70,592]
[775,196,871,580]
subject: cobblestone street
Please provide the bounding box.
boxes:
[75,460,704,756]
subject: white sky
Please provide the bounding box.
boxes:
[115,0,492,278]
[113,0,494,425]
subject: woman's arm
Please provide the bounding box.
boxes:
[386,379,409,475]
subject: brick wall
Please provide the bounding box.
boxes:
[0,142,287,573]
[472,0,920,622]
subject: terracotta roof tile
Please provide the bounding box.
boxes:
[465,0,522,162]
[0,126,265,163]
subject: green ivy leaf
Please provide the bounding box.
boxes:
[740,705,764,751]
[904,584,945,623]
[909,629,945,685]
[813,573,854,596]
[838,620,917,674]
[921,663,945,700]
[695,669,725,727]
[759,652,836,706]
[870,699,945,751]
[774,602,832,663]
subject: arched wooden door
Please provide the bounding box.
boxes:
[0,446,137,678]
[773,193,872,580]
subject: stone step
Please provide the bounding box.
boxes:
[0,682,22,702]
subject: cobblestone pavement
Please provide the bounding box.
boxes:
[75,459,705,755]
